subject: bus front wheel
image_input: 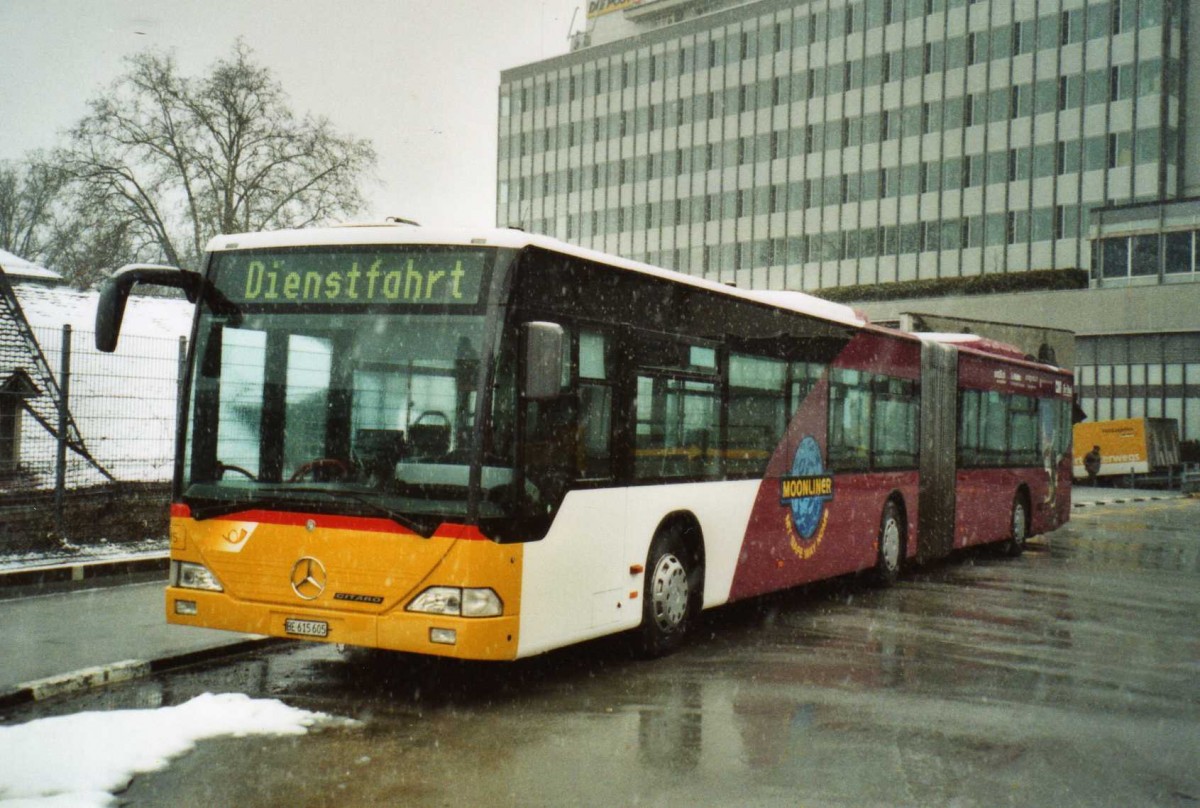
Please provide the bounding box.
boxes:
[637,526,698,658]
[871,500,904,588]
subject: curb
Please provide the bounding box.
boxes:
[1072,494,1183,508]
[0,636,289,711]
[0,554,169,590]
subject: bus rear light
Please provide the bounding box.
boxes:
[407,586,502,617]
[170,561,224,592]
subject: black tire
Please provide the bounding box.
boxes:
[636,525,699,658]
[871,500,904,588]
[1003,492,1029,557]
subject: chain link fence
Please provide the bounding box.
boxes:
[0,325,186,554]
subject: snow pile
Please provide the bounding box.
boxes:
[0,692,344,807]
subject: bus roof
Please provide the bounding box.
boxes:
[914,332,1029,361]
[915,331,1074,378]
[205,223,869,329]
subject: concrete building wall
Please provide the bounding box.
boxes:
[856,282,1200,338]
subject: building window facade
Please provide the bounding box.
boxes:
[498,0,1181,292]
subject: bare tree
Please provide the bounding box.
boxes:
[0,155,68,261]
[50,40,377,282]
[43,214,138,291]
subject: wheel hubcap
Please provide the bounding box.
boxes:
[651,554,689,633]
[881,517,900,572]
[1013,504,1026,544]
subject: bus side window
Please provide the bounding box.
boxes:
[579,331,613,479]
[1038,397,1068,465]
[958,389,981,466]
[1059,398,1073,456]
[634,375,719,480]
[1008,395,1039,465]
[633,339,720,481]
[828,368,871,471]
[790,362,823,414]
[872,377,918,469]
[960,389,1010,467]
[728,353,787,476]
[981,391,1008,464]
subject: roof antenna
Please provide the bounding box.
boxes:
[566,6,580,42]
[385,216,421,226]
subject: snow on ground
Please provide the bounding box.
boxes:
[0,692,348,807]
[13,278,193,341]
[0,538,166,572]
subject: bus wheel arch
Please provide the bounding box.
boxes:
[871,494,906,588]
[1004,486,1031,557]
[636,512,705,657]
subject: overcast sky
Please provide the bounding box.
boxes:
[0,0,581,229]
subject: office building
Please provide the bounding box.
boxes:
[498,0,1200,444]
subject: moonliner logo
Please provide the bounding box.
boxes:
[779,436,834,560]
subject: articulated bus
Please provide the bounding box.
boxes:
[95,224,1074,660]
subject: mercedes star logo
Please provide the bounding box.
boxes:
[290,556,327,600]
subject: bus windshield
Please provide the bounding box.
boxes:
[180,246,505,534]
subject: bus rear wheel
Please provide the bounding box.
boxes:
[637,526,698,658]
[1003,493,1029,557]
[871,500,904,588]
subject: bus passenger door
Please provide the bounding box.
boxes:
[517,327,630,652]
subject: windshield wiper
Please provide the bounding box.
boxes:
[184,488,440,537]
[186,496,276,521]
[283,487,438,538]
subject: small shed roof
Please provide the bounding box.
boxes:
[0,249,62,283]
[0,369,40,398]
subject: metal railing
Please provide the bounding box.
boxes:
[0,325,185,552]
[1182,463,1200,494]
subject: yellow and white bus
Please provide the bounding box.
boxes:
[96,223,1075,660]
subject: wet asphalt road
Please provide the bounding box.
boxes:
[13,498,1200,807]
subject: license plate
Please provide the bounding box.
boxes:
[284,618,329,638]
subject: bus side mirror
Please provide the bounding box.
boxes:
[95,264,201,352]
[522,321,566,401]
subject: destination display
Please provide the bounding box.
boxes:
[214,249,487,306]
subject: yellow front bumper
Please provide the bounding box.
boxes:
[166,588,521,660]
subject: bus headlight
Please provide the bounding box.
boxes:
[462,587,503,617]
[171,561,224,592]
[407,586,502,617]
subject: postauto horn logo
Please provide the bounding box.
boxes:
[779,436,834,560]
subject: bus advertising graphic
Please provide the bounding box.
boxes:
[779,436,834,561]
